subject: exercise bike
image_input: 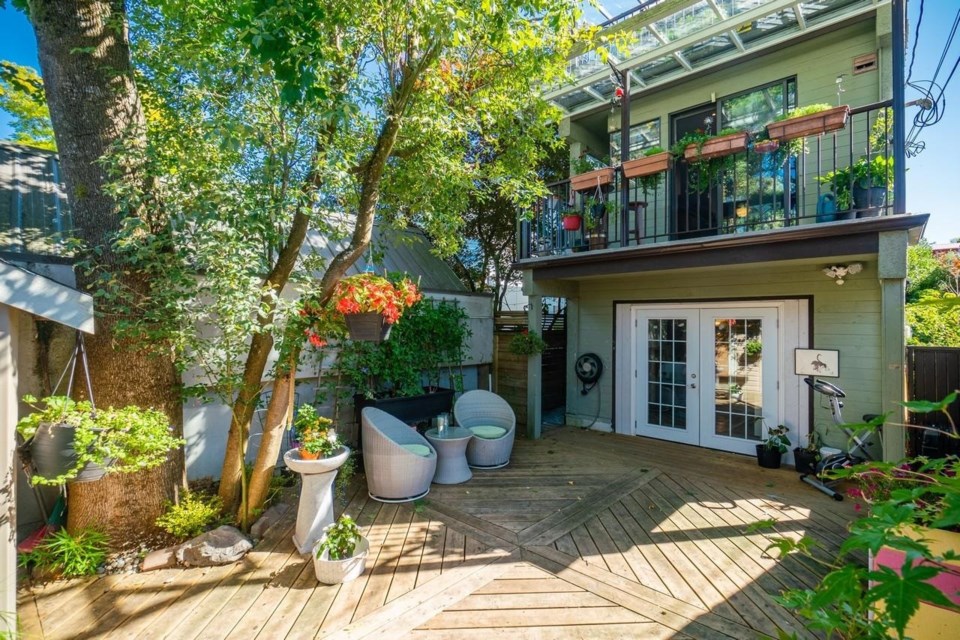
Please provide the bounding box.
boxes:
[800,377,881,501]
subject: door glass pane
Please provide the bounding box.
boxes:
[647,318,688,429]
[713,317,764,441]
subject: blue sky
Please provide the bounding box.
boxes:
[1,2,957,242]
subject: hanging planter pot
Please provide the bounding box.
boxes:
[344,312,392,342]
[561,214,582,231]
[24,423,111,483]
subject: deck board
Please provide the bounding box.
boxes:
[17,427,859,639]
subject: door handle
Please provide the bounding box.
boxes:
[690,383,697,389]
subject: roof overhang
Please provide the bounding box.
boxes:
[553,0,888,119]
[518,214,928,281]
[0,260,94,333]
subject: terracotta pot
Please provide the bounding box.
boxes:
[298,448,321,460]
[753,139,780,154]
[685,132,749,162]
[621,151,672,179]
[766,105,850,142]
[570,167,614,192]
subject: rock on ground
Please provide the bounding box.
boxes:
[176,526,252,567]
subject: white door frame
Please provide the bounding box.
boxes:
[615,299,809,459]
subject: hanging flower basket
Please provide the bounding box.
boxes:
[343,312,393,342]
[766,105,850,142]
[300,272,422,346]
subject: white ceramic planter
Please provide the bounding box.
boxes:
[313,536,369,584]
[284,446,350,554]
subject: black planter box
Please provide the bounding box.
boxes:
[355,387,455,429]
[756,444,783,469]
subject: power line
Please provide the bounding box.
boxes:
[907,0,924,83]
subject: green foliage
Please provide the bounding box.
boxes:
[508,330,547,356]
[0,61,55,150]
[293,405,343,457]
[820,155,893,212]
[156,492,224,540]
[907,241,948,302]
[774,103,834,122]
[316,514,362,560]
[19,529,108,578]
[16,395,184,485]
[906,291,960,346]
[336,299,469,398]
[769,393,960,639]
[760,423,790,453]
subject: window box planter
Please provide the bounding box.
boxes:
[621,151,672,179]
[684,132,749,162]
[753,139,780,154]
[354,388,455,431]
[766,105,850,142]
[570,167,614,192]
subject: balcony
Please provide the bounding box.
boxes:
[518,101,899,261]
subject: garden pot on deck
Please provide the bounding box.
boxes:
[756,444,783,469]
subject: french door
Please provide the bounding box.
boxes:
[632,305,780,455]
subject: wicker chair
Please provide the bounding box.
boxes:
[453,390,516,469]
[361,407,437,502]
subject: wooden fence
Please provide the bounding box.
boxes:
[493,310,566,427]
[905,346,960,455]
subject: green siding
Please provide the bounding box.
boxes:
[566,259,884,451]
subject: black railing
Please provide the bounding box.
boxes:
[519,101,896,259]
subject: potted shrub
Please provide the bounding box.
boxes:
[313,514,369,584]
[851,154,893,215]
[16,395,184,486]
[293,405,344,461]
[300,271,422,345]
[793,431,822,474]
[766,103,850,142]
[819,165,854,219]
[755,422,790,469]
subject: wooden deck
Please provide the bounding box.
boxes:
[17,427,856,639]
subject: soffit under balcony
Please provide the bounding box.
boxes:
[552,0,886,119]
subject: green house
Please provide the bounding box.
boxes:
[517,0,926,464]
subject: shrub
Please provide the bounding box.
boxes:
[19,528,108,578]
[156,492,223,540]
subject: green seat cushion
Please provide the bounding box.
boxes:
[469,425,508,440]
[401,443,433,457]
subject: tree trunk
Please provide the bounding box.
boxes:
[30,0,183,546]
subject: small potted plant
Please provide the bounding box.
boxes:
[313,514,369,584]
[793,431,822,474]
[851,154,892,215]
[756,422,790,469]
[560,207,582,231]
[293,405,343,461]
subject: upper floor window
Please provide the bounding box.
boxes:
[719,78,797,134]
[610,118,661,161]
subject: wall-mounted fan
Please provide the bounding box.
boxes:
[574,353,603,395]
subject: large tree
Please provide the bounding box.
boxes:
[24,0,183,544]
[114,0,581,524]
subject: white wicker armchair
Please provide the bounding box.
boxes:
[453,390,516,469]
[361,407,437,503]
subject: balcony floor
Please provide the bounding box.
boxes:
[17,427,856,639]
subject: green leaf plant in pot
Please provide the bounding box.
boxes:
[16,395,184,486]
[792,430,822,475]
[768,391,960,640]
[313,514,369,584]
[851,154,893,215]
[755,421,790,469]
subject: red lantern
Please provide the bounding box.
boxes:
[614,86,624,99]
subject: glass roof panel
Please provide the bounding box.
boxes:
[635,55,683,84]
[652,1,718,42]
[566,49,608,82]
[555,89,596,110]
[590,77,618,98]
[682,35,737,68]
[802,0,867,25]
[736,8,799,46]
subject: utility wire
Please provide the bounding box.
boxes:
[907,0,924,83]
[905,8,960,157]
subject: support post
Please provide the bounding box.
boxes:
[526,295,543,439]
[892,0,907,214]
[878,231,908,461]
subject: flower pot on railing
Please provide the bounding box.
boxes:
[853,186,887,217]
[621,151,672,179]
[561,214,582,231]
[766,105,850,142]
[344,312,392,342]
[570,167,614,192]
[684,132,749,162]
